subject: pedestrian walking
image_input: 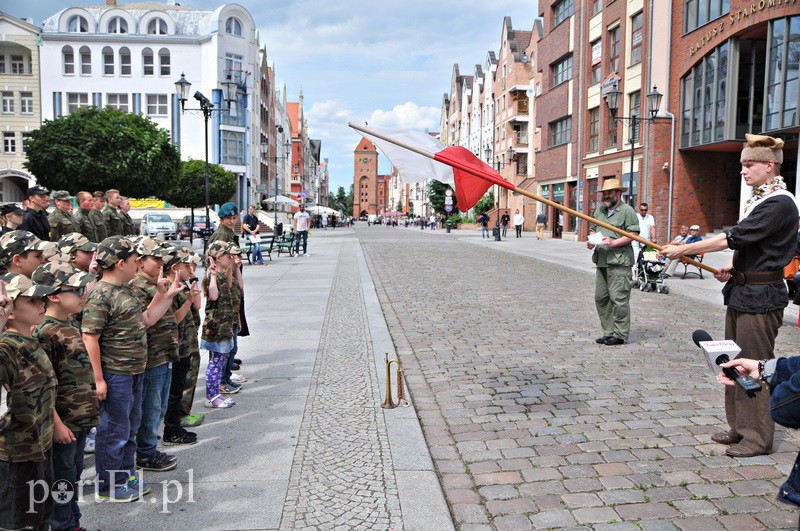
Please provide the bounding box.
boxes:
[586,179,639,346]
[636,202,656,262]
[429,214,436,230]
[536,212,547,240]
[294,204,311,256]
[478,212,490,238]
[661,134,797,457]
[513,209,524,238]
[20,186,51,241]
[501,211,510,238]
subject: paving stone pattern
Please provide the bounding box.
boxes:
[280,243,402,530]
[359,227,800,530]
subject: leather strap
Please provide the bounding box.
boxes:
[734,270,784,285]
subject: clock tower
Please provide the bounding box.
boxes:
[354,137,378,217]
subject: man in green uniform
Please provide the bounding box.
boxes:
[72,192,99,243]
[49,190,80,241]
[586,179,640,346]
[103,189,125,237]
[119,196,135,236]
[89,191,108,243]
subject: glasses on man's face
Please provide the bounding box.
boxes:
[639,208,648,212]
[61,286,87,297]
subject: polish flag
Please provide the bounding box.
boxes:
[356,125,514,211]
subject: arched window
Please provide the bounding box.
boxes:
[108,17,127,34]
[119,47,131,75]
[62,45,74,75]
[102,46,114,75]
[147,18,167,35]
[68,15,88,33]
[158,48,170,76]
[79,46,91,75]
[225,17,242,36]
[142,47,154,76]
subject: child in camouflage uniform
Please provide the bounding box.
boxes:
[180,252,204,427]
[0,230,51,277]
[202,241,239,408]
[221,246,247,394]
[0,274,58,530]
[32,261,98,531]
[82,236,181,502]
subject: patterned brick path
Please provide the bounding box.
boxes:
[360,226,799,530]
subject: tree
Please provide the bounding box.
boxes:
[161,159,237,209]
[473,192,495,215]
[429,180,457,215]
[342,184,355,216]
[24,107,181,197]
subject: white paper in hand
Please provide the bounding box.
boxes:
[588,232,604,246]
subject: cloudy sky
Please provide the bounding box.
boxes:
[16,0,537,193]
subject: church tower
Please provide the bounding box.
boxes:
[354,137,378,217]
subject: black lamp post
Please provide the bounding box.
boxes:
[174,72,236,254]
[483,145,515,241]
[604,85,663,206]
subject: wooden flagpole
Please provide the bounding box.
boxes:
[348,122,717,275]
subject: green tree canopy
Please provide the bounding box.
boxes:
[24,107,181,197]
[473,192,495,215]
[161,159,237,209]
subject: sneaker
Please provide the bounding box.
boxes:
[231,373,248,383]
[303,253,310,257]
[84,428,96,454]
[163,430,198,445]
[181,413,205,427]
[96,484,140,503]
[127,475,152,496]
[156,450,178,464]
[220,383,240,394]
[223,397,236,407]
[205,395,233,408]
[136,452,178,472]
[232,363,241,371]
[234,358,243,365]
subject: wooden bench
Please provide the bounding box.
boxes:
[681,253,705,279]
[240,235,275,264]
[275,231,296,257]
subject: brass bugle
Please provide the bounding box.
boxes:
[381,353,396,409]
[396,359,409,407]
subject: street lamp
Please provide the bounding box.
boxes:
[174,72,235,254]
[604,85,663,205]
[260,131,291,235]
[483,145,515,242]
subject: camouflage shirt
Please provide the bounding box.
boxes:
[103,205,125,237]
[48,209,80,242]
[82,281,148,375]
[208,225,239,246]
[88,209,108,242]
[173,290,199,359]
[34,316,100,431]
[202,272,237,343]
[130,273,179,368]
[120,211,135,236]
[72,207,99,243]
[0,331,56,462]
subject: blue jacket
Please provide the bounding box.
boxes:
[771,356,800,429]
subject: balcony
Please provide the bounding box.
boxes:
[517,100,529,114]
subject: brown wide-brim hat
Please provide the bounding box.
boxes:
[599,178,628,193]
[741,133,784,164]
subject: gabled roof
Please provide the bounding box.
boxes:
[0,11,41,32]
[355,137,377,153]
[287,102,300,138]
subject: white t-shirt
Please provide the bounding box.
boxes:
[513,213,524,225]
[295,212,310,231]
[637,213,655,241]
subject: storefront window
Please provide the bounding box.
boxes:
[587,178,598,214]
[766,19,785,131]
[785,17,799,128]
[766,16,800,131]
[568,183,578,232]
[716,43,728,140]
[681,41,730,147]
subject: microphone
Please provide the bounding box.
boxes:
[692,329,761,397]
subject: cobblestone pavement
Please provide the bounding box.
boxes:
[280,242,402,530]
[359,226,800,530]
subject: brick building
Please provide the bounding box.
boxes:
[353,137,388,217]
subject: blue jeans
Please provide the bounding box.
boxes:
[295,230,308,254]
[95,372,143,491]
[481,226,489,238]
[136,363,171,459]
[251,242,264,264]
[51,429,87,530]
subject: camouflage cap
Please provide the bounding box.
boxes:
[190,252,203,265]
[0,230,52,263]
[52,190,74,201]
[228,244,243,255]
[206,240,231,258]
[96,236,137,268]
[0,273,58,299]
[57,233,97,255]
[42,244,66,264]
[32,261,97,289]
[135,237,167,258]
[164,246,193,269]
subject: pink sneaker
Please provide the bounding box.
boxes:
[204,395,232,408]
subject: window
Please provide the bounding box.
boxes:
[142,48,154,76]
[146,94,168,116]
[630,91,641,142]
[590,40,602,84]
[2,132,15,154]
[592,0,602,16]
[607,114,618,148]
[158,48,170,76]
[225,17,242,36]
[553,0,574,27]
[680,41,730,147]
[79,46,91,75]
[21,133,31,154]
[766,16,800,131]
[0,57,4,74]
[107,93,129,112]
[67,92,89,114]
[20,92,32,114]
[551,55,573,87]
[119,47,131,75]
[108,17,128,34]
[225,53,243,83]
[684,0,731,33]
[148,18,167,35]
[68,15,88,33]
[589,108,600,152]
[62,46,74,75]
[2,92,13,113]
[221,131,244,164]
[609,27,620,73]
[103,46,114,75]
[630,12,643,66]
[550,116,572,146]
[10,55,26,74]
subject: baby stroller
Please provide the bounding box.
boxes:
[632,246,669,294]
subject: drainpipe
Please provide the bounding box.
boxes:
[644,0,654,205]
[664,0,677,241]
[575,1,585,237]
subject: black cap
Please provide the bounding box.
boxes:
[27,185,50,196]
[0,204,23,216]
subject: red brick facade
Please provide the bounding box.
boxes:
[353,138,380,217]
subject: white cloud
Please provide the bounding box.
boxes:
[366,102,440,131]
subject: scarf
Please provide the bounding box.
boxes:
[741,176,793,219]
